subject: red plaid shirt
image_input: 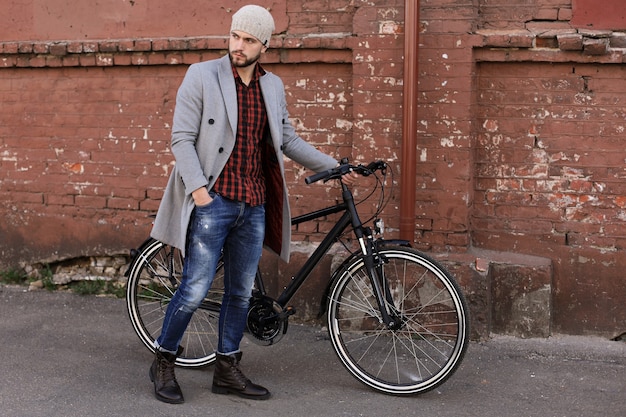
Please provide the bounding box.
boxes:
[213,64,268,206]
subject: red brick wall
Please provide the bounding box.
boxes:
[0,64,181,258]
[474,62,626,334]
[0,0,404,261]
[416,0,477,251]
[1,0,625,337]
[419,0,626,336]
[478,0,572,29]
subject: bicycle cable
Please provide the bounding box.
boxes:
[335,161,395,246]
[352,161,394,227]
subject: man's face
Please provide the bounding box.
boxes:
[228,30,266,68]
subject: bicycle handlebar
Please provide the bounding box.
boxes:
[305,159,387,185]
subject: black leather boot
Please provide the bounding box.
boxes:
[212,352,271,400]
[149,347,184,404]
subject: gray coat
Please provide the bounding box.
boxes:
[150,55,337,262]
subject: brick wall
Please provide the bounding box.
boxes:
[1,0,625,337]
[474,62,626,334]
[416,0,477,251]
[0,64,182,259]
[0,0,404,261]
[469,0,626,336]
[413,0,625,336]
[478,0,572,29]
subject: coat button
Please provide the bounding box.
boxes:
[208,175,214,181]
[218,147,224,153]
[208,119,215,125]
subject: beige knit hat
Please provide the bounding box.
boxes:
[230,5,275,47]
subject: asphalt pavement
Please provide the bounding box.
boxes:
[1,285,624,417]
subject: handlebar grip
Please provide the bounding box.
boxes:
[305,169,334,185]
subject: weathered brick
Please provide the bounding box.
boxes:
[557,33,583,51]
[151,39,169,51]
[609,32,626,48]
[95,54,114,66]
[1,56,16,67]
[82,42,98,53]
[67,41,83,53]
[45,56,63,67]
[49,43,68,56]
[62,55,80,66]
[583,38,609,55]
[33,43,49,54]
[2,42,18,53]
[477,30,535,48]
[99,41,118,52]
[107,197,139,210]
[558,7,572,21]
[28,56,46,67]
[113,54,132,66]
[18,42,33,53]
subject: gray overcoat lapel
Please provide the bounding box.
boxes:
[217,55,238,139]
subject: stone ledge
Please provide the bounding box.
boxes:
[475,28,626,59]
[0,34,354,68]
[0,34,351,55]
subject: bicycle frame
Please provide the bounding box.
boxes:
[267,182,400,329]
[276,201,349,307]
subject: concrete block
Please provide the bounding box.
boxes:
[440,254,491,340]
[490,260,553,338]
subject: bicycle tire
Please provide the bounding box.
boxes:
[327,246,470,395]
[125,238,222,368]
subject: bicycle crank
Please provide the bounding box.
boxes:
[246,293,295,346]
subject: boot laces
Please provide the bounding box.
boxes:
[229,359,249,386]
[158,355,178,383]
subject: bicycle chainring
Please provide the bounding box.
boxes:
[246,295,287,346]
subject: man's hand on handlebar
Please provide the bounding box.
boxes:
[340,167,360,186]
[305,159,387,185]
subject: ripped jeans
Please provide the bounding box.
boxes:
[155,193,265,355]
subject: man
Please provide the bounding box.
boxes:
[148,4,356,404]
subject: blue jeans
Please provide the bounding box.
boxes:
[155,194,265,355]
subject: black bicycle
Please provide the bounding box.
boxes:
[125,159,470,395]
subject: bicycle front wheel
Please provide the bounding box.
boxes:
[327,246,470,395]
[125,238,222,367]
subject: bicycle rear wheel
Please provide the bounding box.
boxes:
[125,238,222,367]
[327,246,470,395]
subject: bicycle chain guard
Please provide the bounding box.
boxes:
[246,294,293,346]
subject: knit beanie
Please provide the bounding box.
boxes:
[230,5,275,47]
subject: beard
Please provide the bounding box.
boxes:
[228,49,262,68]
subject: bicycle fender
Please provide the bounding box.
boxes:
[376,239,412,248]
[123,237,159,277]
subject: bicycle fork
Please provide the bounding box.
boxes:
[342,182,401,330]
[357,235,402,330]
